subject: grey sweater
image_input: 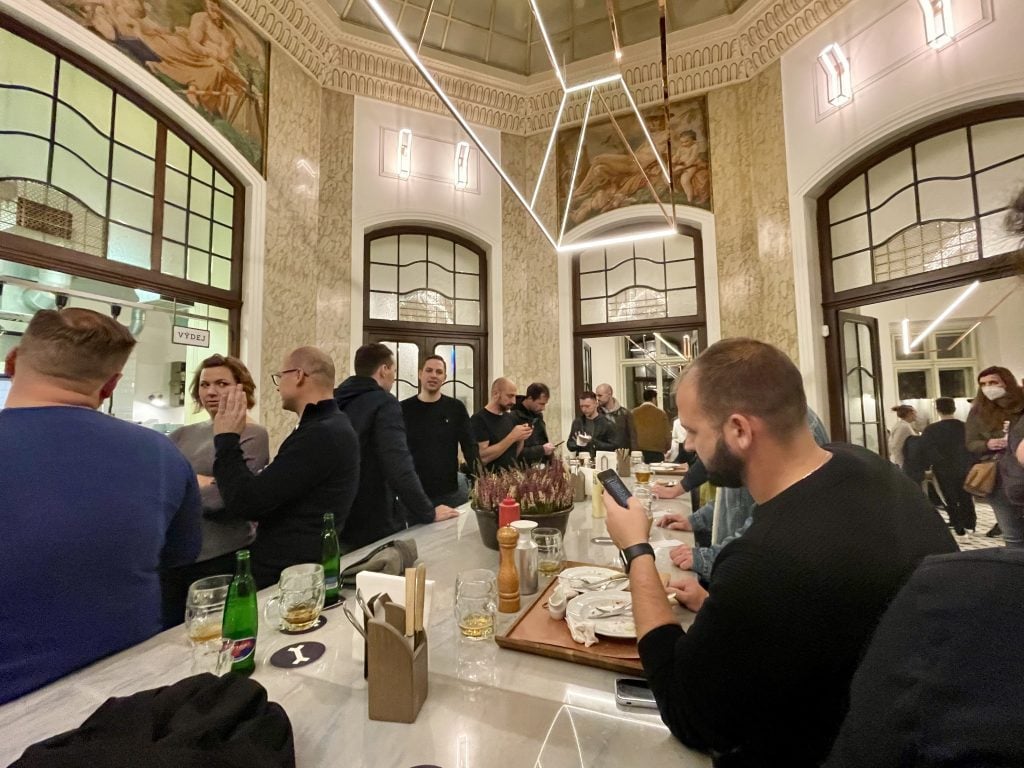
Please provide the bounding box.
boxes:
[169,420,269,561]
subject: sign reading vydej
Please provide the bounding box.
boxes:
[172,326,211,348]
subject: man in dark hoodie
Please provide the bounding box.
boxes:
[335,343,459,552]
[511,382,555,465]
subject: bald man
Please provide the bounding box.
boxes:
[212,346,360,587]
[472,377,533,472]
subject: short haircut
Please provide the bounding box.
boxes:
[18,308,136,387]
[935,397,956,415]
[684,338,806,437]
[892,404,915,419]
[354,343,393,377]
[578,390,597,401]
[421,354,446,372]
[526,382,550,400]
[643,388,658,402]
[290,346,335,388]
[190,354,256,411]
[491,377,513,395]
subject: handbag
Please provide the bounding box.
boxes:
[964,459,998,497]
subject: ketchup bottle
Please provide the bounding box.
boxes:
[498,496,521,528]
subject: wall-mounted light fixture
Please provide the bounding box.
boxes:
[454,141,470,190]
[918,0,955,49]
[818,43,853,107]
[397,128,412,180]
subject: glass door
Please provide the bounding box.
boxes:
[837,311,885,455]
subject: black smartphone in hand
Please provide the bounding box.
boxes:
[597,468,633,508]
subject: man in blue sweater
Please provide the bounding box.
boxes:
[0,308,201,704]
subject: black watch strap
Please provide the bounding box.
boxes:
[621,543,655,573]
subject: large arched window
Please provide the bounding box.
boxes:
[363,226,487,412]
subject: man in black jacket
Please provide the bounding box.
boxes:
[567,391,617,457]
[335,343,459,552]
[511,382,554,465]
[212,346,359,588]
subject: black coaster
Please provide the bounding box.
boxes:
[269,641,326,669]
[279,614,327,635]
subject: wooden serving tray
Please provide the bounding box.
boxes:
[495,562,644,675]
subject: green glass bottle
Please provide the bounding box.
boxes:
[321,513,341,607]
[222,549,258,675]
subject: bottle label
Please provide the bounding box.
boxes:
[324,575,339,591]
[229,637,256,662]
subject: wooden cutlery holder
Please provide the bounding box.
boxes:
[366,596,428,723]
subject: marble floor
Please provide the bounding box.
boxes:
[945,500,1006,552]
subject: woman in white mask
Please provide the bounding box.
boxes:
[965,366,1024,546]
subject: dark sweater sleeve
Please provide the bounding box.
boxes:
[374,398,436,523]
[212,424,342,521]
[456,402,479,480]
[682,457,707,491]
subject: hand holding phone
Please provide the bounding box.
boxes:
[597,468,633,508]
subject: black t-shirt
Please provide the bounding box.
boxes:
[471,408,519,472]
[637,443,958,766]
[400,395,477,498]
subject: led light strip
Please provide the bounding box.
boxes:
[909,280,980,349]
[528,0,565,90]
[559,88,595,241]
[557,226,678,253]
[530,91,567,210]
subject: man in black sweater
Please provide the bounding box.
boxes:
[511,382,555,465]
[335,344,459,552]
[212,346,359,588]
[472,377,533,472]
[917,397,976,535]
[605,338,957,767]
[401,354,478,507]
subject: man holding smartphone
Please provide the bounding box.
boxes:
[511,382,554,465]
[604,338,956,766]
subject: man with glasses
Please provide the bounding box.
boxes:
[211,346,359,588]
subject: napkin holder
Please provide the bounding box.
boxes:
[366,594,428,723]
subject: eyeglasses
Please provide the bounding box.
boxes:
[271,368,302,386]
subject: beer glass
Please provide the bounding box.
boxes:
[634,462,652,486]
[532,527,564,576]
[455,569,497,640]
[264,563,325,632]
[185,574,233,674]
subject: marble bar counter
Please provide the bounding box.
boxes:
[0,495,710,768]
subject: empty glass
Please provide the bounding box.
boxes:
[264,563,325,632]
[455,569,497,640]
[532,527,564,576]
[185,574,233,674]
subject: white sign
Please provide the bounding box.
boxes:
[172,326,211,348]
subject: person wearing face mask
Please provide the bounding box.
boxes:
[965,366,1024,546]
[161,354,269,625]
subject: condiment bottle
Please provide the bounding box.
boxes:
[497,526,521,613]
[498,496,520,528]
[510,520,538,595]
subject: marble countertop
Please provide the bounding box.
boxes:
[0,489,710,767]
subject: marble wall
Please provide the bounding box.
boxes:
[500,132,563,442]
[707,61,798,360]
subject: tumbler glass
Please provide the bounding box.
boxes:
[264,563,325,632]
[455,569,497,640]
[532,527,564,576]
[185,574,233,674]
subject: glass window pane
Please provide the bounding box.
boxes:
[161,240,185,278]
[970,117,1024,171]
[428,262,454,296]
[975,157,1024,214]
[828,175,866,222]
[213,191,233,225]
[605,242,633,269]
[832,252,872,292]
[917,178,974,221]
[635,258,664,290]
[606,261,632,294]
[455,271,479,299]
[211,256,231,289]
[915,129,970,179]
[455,299,480,326]
[190,151,213,185]
[870,187,917,245]
[57,62,112,135]
[897,370,929,400]
[454,243,478,273]
[190,178,212,217]
[0,29,56,91]
[665,259,696,289]
[867,149,913,208]
[0,88,52,136]
[399,261,427,292]
[370,235,398,264]
[214,171,231,193]
[113,95,155,156]
[188,213,211,250]
[369,291,398,320]
[107,222,150,268]
[211,223,232,258]
[164,204,186,242]
[428,235,454,270]
[579,271,603,299]
[111,145,154,193]
[109,183,153,232]
[666,288,697,317]
[938,368,972,398]
[51,145,107,215]
[166,133,189,172]
[980,211,1018,258]
[369,263,398,292]
[400,234,427,265]
[0,133,49,182]
[165,168,188,206]
[54,103,110,173]
[580,298,606,325]
[936,332,970,359]
[187,248,209,284]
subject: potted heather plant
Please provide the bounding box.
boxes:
[471,459,576,550]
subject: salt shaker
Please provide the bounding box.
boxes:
[510,520,538,595]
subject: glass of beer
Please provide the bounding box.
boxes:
[264,563,325,632]
[455,569,497,640]
[635,463,652,486]
[532,527,564,576]
[185,574,233,674]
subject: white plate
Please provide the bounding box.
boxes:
[566,592,636,639]
[558,566,627,591]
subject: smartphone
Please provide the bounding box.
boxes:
[615,677,658,709]
[597,468,633,508]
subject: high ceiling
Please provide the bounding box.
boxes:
[331,0,753,77]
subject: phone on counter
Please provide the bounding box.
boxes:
[597,468,633,508]
[615,677,658,709]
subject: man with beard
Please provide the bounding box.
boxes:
[604,338,956,767]
[596,383,636,451]
[472,377,532,472]
[511,382,554,465]
[401,355,478,507]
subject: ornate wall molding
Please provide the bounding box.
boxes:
[229,0,851,135]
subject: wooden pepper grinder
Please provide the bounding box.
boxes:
[497,526,521,613]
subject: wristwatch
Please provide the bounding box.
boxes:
[621,543,655,573]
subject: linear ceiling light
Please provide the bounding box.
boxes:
[556,226,678,254]
[909,280,979,349]
[454,141,469,189]
[901,318,911,356]
[397,128,412,179]
[528,0,565,90]
[606,0,623,60]
[918,0,955,49]
[818,43,852,107]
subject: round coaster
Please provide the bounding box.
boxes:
[279,614,327,635]
[269,641,326,669]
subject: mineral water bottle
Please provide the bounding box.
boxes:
[222,550,258,675]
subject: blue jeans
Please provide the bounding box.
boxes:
[990,485,1024,548]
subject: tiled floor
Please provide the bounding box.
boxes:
[943,500,1006,551]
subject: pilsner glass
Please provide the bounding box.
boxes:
[455,569,497,640]
[634,462,652,485]
[264,563,325,632]
[185,574,233,674]
[532,527,564,576]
